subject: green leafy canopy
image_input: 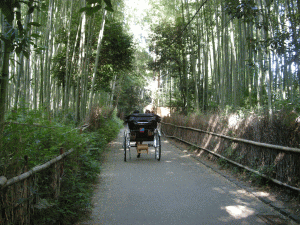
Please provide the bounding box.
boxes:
[80,0,114,15]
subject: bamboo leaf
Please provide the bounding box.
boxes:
[103,0,113,12]
[87,0,101,4]
[1,3,14,22]
[0,34,8,43]
[105,6,114,12]
[89,5,101,14]
[79,6,89,13]
[31,33,41,38]
[28,6,35,15]
[28,22,42,27]
[15,46,22,55]
[80,5,102,15]
[103,0,113,8]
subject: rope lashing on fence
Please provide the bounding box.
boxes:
[0,176,7,186]
[0,148,74,189]
[161,122,300,154]
[161,122,300,193]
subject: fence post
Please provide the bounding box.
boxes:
[60,148,64,177]
[0,176,8,224]
[52,148,64,199]
[23,155,29,224]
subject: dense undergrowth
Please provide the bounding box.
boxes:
[0,106,123,224]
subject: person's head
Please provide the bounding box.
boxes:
[145,110,150,114]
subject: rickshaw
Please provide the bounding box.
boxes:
[123,112,161,162]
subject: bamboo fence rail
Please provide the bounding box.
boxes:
[0,148,74,224]
[162,122,300,153]
[0,123,88,224]
[161,122,300,193]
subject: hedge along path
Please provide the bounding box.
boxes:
[0,122,89,187]
[0,122,89,184]
[161,122,300,193]
[0,122,88,224]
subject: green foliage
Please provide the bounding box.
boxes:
[218,158,229,168]
[118,73,151,116]
[88,107,123,142]
[51,18,135,95]
[52,51,67,87]
[149,21,185,72]
[97,114,123,143]
[1,109,86,177]
[224,0,258,22]
[1,108,122,224]
[99,19,135,71]
[0,0,41,57]
[80,0,114,14]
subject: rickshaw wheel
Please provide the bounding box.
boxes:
[123,131,127,162]
[154,130,161,161]
[158,136,161,161]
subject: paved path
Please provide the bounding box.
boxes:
[80,130,294,225]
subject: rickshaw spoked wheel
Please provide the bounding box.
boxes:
[124,131,131,162]
[154,130,161,161]
[123,131,127,162]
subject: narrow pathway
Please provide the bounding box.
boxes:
[79,130,294,225]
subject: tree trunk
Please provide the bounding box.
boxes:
[76,2,86,123]
[88,9,107,113]
[64,0,73,113]
[0,17,12,139]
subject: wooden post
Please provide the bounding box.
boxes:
[0,176,8,224]
[23,155,29,224]
[60,148,64,176]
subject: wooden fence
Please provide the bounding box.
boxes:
[161,122,300,193]
[0,122,89,224]
[0,148,74,224]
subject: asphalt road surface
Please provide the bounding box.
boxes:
[79,130,293,225]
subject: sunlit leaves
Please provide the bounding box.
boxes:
[80,0,113,15]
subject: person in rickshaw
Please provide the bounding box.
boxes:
[126,109,160,158]
[135,109,157,158]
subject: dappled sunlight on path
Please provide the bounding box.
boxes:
[78,130,293,225]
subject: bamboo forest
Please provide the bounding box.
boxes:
[0,0,300,224]
[1,0,300,121]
